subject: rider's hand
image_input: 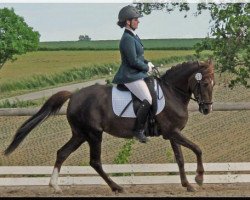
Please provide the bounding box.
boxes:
[147,62,155,73]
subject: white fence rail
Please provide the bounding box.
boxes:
[1,163,250,186]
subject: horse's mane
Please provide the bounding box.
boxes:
[162,60,214,81]
[165,61,194,76]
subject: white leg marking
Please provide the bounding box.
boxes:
[210,78,214,86]
[49,167,62,193]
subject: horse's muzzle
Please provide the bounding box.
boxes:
[199,103,212,115]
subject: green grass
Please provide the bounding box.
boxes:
[0,50,120,84]
[0,50,200,85]
[0,63,118,95]
[114,139,135,164]
[0,98,47,108]
[39,38,204,51]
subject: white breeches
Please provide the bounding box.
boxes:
[125,79,152,105]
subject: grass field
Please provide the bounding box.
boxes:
[0,50,200,84]
[0,98,46,108]
[39,38,203,50]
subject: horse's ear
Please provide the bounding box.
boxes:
[207,58,215,73]
[208,58,213,65]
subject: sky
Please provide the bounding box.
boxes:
[0,3,212,42]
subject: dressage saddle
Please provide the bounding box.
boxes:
[117,77,160,137]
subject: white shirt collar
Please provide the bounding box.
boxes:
[125,28,136,36]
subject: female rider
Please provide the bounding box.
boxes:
[113,5,155,143]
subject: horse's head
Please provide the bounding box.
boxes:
[188,59,215,115]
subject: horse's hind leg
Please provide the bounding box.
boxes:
[49,133,85,193]
[88,132,124,193]
[170,140,196,192]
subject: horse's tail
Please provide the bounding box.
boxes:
[4,91,72,156]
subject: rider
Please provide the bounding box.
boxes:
[112,5,155,143]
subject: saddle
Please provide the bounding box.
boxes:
[116,77,161,137]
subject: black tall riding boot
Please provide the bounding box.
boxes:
[133,99,151,143]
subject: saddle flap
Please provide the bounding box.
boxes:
[112,87,136,117]
[117,84,129,91]
[112,78,165,118]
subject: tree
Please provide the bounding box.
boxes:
[79,34,91,41]
[0,8,40,69]
[136,3,250,88]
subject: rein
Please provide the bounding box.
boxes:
[152,67,198,103]
[152,67,164,100]
[164,81,198,102]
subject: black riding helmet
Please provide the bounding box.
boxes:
[117,5,143,29]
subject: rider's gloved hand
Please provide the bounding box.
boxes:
[147,62,155,73]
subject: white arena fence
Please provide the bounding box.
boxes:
[0,163,250,186]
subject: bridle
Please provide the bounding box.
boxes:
[153,62,213,106]
[192,61,213,106]
[192,75,213,106]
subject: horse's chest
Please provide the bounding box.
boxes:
[157,103,188,134]
[166,97,188,118]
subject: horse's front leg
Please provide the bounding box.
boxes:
[169,139,196,192]
[170,129,204,187]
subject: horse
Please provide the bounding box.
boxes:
[4,59,215,193]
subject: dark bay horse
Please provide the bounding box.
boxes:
[4,60,215,193]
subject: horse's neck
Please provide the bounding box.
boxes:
[166,64,199,92]
[161,64,199,105]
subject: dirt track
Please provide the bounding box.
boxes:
[0,183,250,197]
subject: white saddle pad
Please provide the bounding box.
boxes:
[112,79,165,118]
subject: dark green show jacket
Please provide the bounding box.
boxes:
[112,29,149,84]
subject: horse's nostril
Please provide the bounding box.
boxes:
[203,108,209,115]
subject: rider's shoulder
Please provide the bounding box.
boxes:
[121,33,135,43]
[122,30,135,37]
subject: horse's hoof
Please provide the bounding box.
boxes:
[112,186,124,194]
[54,188,63,194]
[195,175,203,186]
[49,183,62,194]
[187,185,196,192]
